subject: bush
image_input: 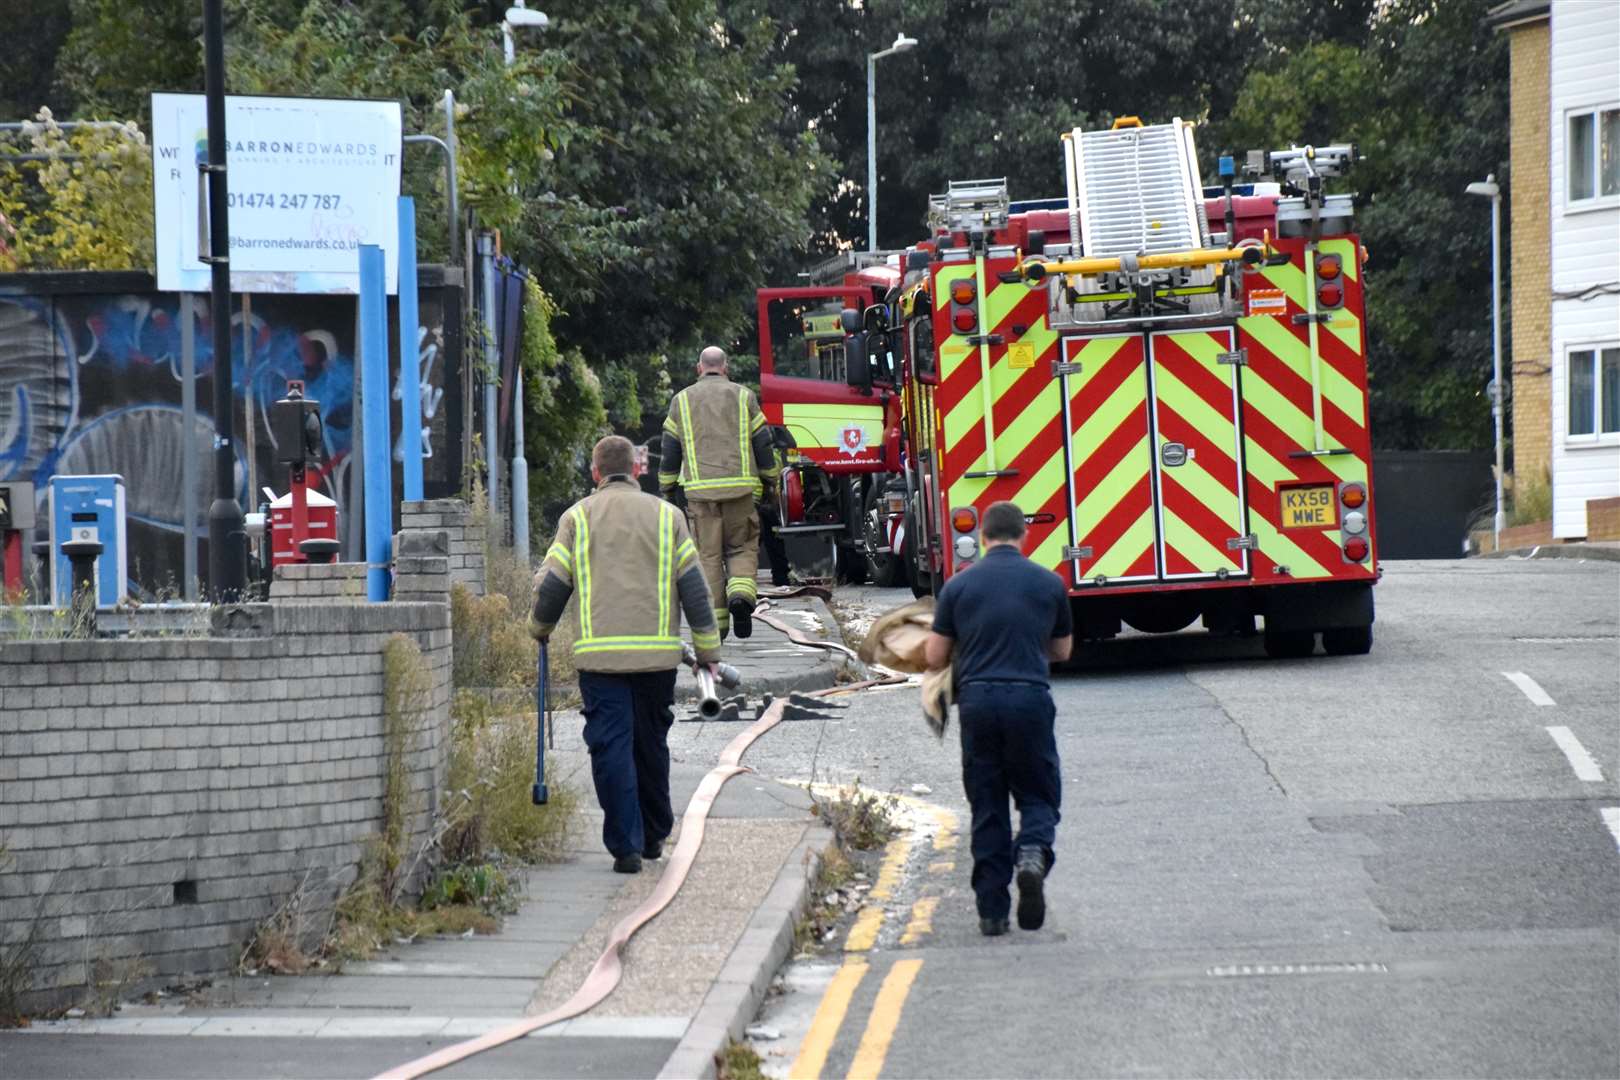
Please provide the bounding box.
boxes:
[442,693,576,866]
[1510,469,1553,526]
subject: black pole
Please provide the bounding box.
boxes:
[203,0,245,601]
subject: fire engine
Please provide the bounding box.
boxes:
[762,118,1378,657]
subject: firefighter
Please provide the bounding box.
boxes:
[924,501,1073,936]
[658,346,781,639]
[529,435,724,874]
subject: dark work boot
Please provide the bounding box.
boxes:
[643,838,664,861]
[613,852,643,874]
[979,917,1010,937]
[729,597,754,639]
[1015,846,1046,930]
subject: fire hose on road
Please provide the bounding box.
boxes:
[376,595,897,1080]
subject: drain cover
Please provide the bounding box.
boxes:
[1207,962,1388,978]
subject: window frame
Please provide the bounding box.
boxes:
[1564,340,1620,446]
[1564,104,1620,212]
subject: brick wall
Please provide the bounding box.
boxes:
[0,600,452,1009]
[1586,497,1620,541]
[270,562,368,604]
[400,499,484,596]
[1507,21,1553,486]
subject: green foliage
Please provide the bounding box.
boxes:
[0,841,42,1027]
[1510,469,1552,526]
[811,780,898,853]
[0,109,154,271]
[450,584,536,691]
[53,0,202,124]
[717,1040,768,1080]
[419,862,521,916]
[443,691,577,865]
[519,278,607,515]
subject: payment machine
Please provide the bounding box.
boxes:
[48,474,128,607]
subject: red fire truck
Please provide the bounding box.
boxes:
[762,118,1378,657]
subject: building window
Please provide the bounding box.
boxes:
[1567,345,1620,440]
[1568,107,1620,204]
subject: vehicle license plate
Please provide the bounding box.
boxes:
[1280,485,1337,529]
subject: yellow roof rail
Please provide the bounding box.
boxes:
[1110,116,1143,129]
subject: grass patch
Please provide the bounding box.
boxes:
[443,692,578,866]
[717,1040,768,1080]
[1509,469,1553,527]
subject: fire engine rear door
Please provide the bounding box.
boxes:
[1146,327,1250,580]
[1062,333,1159,586]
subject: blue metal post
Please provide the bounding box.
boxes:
[359,245,393,602]
[397,198,424,501]
[533,641,550,805]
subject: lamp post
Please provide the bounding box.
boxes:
[203,0,245,601]
[486,3,547,551]
[1466,175,1504,552]
[503,2,549,65]
[866,32,917,253]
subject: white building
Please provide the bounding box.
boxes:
[1546,1,1619,538]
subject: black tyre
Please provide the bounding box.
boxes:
[1321,625,1373,656]
[1263,630,1317,659]
[860,484,907,588]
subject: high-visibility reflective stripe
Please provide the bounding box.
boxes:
[657,471,679,487]
[662,416,679,435]
[678,392,700,483]
[675,538,697,572]
[572,507,592,639]
[691,628,721,651]
[737,389,751,478]
[574,636,683,653]
[750,411,767,433]
[658,504,673,637]
[726,576,757,600]
[546,543,572,572]
[683,476,762,493]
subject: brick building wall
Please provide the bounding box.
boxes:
[400,499,485,596]
[1507,20,1553,487]
[0,599,452,1008]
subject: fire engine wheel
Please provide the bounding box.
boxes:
[1262,630,1318,659]
[1321,625,1374,656]
[859,488,908,589]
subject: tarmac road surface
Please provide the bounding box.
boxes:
[731,558,1620,1079]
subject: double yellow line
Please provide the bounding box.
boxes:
[790,807,958,1080]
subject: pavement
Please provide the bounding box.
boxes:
[0,594,847,1080]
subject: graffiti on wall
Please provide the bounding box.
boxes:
[0,279,458,596]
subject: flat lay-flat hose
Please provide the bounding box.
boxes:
[375,603,890,1079]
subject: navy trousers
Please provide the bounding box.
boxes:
[578,669,678,859]
[957,681,1062,920]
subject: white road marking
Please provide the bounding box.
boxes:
[1545,726,1606,781]
[1502,671,1557,707]
[1601,808,1620,852]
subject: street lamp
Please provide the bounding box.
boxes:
[867,32,917,253]
[503,2,549,66]
[1466,175,1504,551]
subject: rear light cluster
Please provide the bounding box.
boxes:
[1315,254,1344,311]
[1339,482,1369,562]
[949,278,977,335]
[950,505,980,565]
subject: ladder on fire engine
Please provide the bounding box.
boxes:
[1064,117,1210,260]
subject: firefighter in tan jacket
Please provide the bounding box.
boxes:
[658,347,781,639]
[530,436,723,874]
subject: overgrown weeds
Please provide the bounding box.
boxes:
[716,1040,767,1080]
[0,842,43,1027]
[443,692,577,866]
[793,844,856,955]
[1510,469,1553,526]
[810,780,899,853]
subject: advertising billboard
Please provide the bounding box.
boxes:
[150,93,402,294]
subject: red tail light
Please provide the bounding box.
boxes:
[1343,536,1369,561]
[953,310,977,334]
[1318,282,1343,308]
[951,508,978,533]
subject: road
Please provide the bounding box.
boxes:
[727,558,1620,1079]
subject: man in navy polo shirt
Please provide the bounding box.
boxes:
[925,501,1073,936]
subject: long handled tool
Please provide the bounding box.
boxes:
[532,640,550,806]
